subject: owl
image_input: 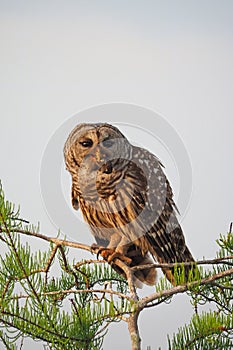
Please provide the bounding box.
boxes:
[64,123,195,286]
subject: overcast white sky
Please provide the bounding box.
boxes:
[1,1,233,349]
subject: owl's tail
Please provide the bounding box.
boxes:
[147,223,198,286]
[159,245,196,286]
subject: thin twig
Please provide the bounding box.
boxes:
[75,259,105,268]
[130,256,233,272]
[6,288,132,302]
[44,244,59,287]
[229,222,233,234]
[113,258,138,301]
[58,245,80,287]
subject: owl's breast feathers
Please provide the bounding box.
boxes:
[78,163,144,232]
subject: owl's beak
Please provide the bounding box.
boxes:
[92,147,105,165]
[95,150,101,163]
[87,146,109,170]
[86,149,103,170]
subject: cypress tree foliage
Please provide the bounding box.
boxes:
[0,181,232,349]
[0,182,130,349]
[167,232,233,350]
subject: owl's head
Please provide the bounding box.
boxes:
[64,123,132,176]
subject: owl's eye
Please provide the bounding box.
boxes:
[102,139,114,148]
[79,139,93,148]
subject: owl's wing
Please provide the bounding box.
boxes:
[131,146,194,284]
[71,183,79,210]
[130,146,169,232]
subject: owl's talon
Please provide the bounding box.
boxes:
[107,251,132,265]
[91,244,105,259]
[91,243,100,252]
[91,244,111,260]
[92,245,132,265]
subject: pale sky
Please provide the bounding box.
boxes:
[1,1,233,349]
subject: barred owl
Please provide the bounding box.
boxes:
[64,123,195,286]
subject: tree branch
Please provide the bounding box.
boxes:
[4,228,93,252]
[139,267,233,309]
[6,228,232,269]
[128,309,141,350]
